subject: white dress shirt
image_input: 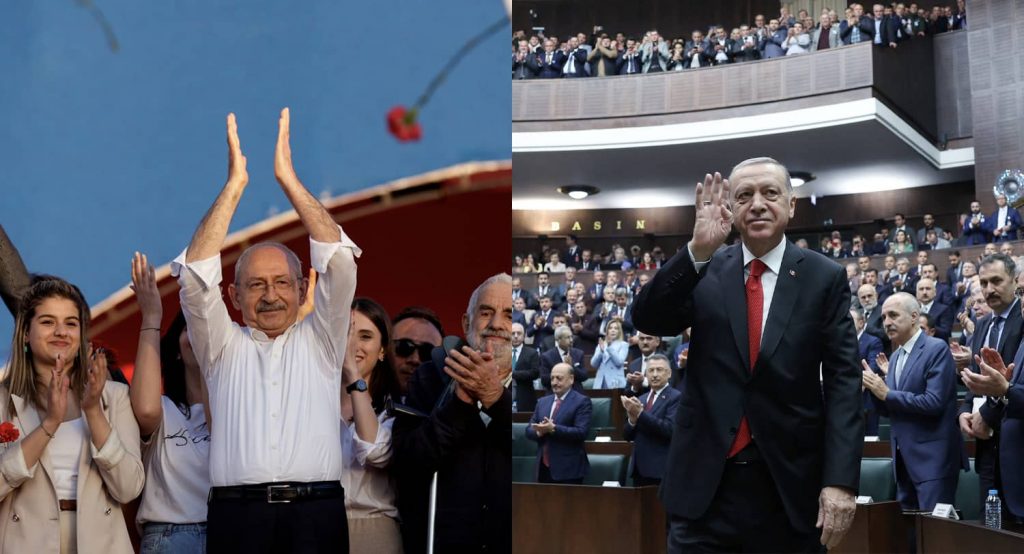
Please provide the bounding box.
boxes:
[690,236,787,340]
[171,227,361,487]
[340,412,398,520]
[998,206,1009,229]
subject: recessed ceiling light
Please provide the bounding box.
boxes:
[557,185,600,200]
[789,171,815,188]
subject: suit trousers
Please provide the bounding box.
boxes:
[537,463,583,485]
[894,450,957,512]
[667,446,824,553]
[207,490,348,553]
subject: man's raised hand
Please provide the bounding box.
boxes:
[226,113,248,187]
[690,172,733,261]
[274,107,300,187]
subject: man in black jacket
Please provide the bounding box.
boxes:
[392,274,513,554]
[632,158,861,552]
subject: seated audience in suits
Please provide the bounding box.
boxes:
[862,293,967,511]
[570,300,599,355]
[915,279,953,341]
[622,355,681,486]
[511,323,541,412]
[526,364,592,484]
[624,332,662,398]
[988,193,1023,242]
[511,277,534,309]
[540,326,587,391]
[591,319,629,389]
[852,309,884,436]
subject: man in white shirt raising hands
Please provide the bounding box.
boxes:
[172,109,360,553]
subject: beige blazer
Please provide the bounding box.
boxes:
[0,382,144,553]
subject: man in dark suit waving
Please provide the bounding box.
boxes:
[632,158,861,552]
[623,354,681,486]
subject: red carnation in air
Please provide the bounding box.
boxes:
[0,421,19,443]
[386,16,506,143]
[387,106,422,142]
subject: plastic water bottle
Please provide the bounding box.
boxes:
[985,489,1002,529]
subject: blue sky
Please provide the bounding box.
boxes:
[0,1,510,356]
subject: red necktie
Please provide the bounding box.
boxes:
[645,390,656,411]
[728,259,766,458]
[542,397,563,466]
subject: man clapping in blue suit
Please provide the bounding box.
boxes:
[526,363,592,484]
[623,354,681,486]
[862,292,968,511]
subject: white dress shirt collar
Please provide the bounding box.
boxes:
[741,235,787,275]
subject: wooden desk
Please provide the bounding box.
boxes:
[832,501,914,554]
[513,483,666,554]
[916,514,1024,553]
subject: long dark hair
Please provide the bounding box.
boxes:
[160,312,191,416]
[352,298,401,413]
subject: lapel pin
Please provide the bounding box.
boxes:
[789,270,796,277]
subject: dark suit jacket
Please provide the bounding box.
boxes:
[536,51,563,78]
[925,301,954,341]
[946,263,963,285]
[540,347,587,391]
[624,385,681,480]
[839,15,875,44]
[985,207,1023,241]
[624,356,650,398]
[512,288,534,309]
[564,246,582,268]
[631,242,862,532]
[392,354,511,554]
[870,333,968,485]
[526,390,592,480]
[863,306,891,353]
[512,346,541,412]
[999,342,1024,517]
[0,224,30,316]
[615,51,643,75]
[512,54,539,80]
[957,302,1024,470]
[860,332,885,413]
[560,48,589,78]
[962,214,991,245]
[526,309,555,344]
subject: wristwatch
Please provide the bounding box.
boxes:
[346,379,368,394]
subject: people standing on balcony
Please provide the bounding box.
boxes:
[641,30,669,73]
[512,40,538,80]
[587,35,618,77]
[987,194,1022,242]
[616,38,643,75]
[963,200,992,245]
[560,36,588,78]
[681,30,711,68]
[731,26,762,62]
[707,27,733,65]
[840,3,874,44]
[782,22,811,55]
[536,39,562,78]
[870,3,901,48]
[811,13,840,50]
[760,18,788,59]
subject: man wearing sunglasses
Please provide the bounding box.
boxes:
[390,306,444,397]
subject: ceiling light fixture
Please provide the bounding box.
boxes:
[558,185,601,200]
[789,171,816,188]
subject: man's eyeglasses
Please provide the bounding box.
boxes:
[394,339,435,361]
[245,278,296,295]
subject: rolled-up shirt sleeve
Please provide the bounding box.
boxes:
[309,226,361,369]
[171,250,236,374]
[352,414,394,468]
